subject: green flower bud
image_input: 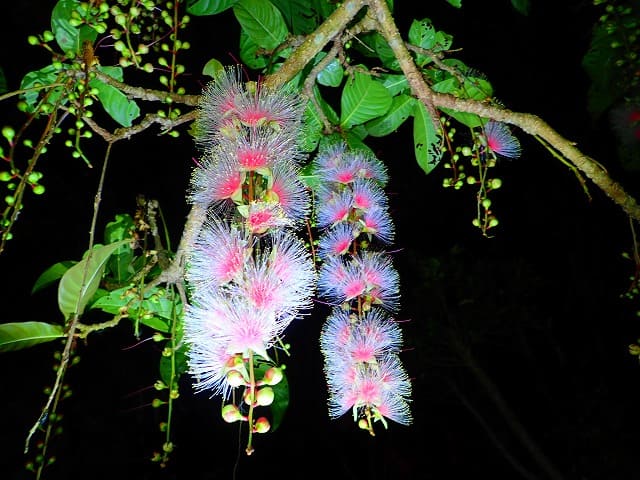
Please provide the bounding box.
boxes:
[226,370,246,387]
[221,404,243,423]
[256,386,274,406]
[2,126,15,143]
[262,366,283,386]
[253,417,270,434]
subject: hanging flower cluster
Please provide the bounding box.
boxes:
[312,141,413,434]
[183,66,316,454]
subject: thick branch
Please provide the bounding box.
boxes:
[368,0,640,221]
[93,70,200,106]
[263,0,367,89]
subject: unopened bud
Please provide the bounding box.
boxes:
[262,366,283,386]
[221,404,243,423]
[256,387,274,406]
[226,370,246,387]
[253,417,270,434]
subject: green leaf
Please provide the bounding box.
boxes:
[299,102,323,153]
[187,0,238,15]
[409,18,436,50]
[378,73,409,96]
[202,58,225,78]
[104,214,135,283]
[366,94,415,137]
[233,0,289,51]
[446,0,462,7]
[58,239,133,319]
[340,71,392,129]
[239,30,269,70]
[316,55,344,87]
[270,368,289,431]
[89,286,132,314]
[432,76,485,128]
[366,32,400,71]
[51,0,97,54]
[19,65,64,112]
[511,0,530,15]
[0,322,64,352]
[89,69,140,127]
[461,76,493,101]
[413,102,443,175]
[270,0,316,34]
[32,260,77,295]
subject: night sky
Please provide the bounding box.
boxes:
[2,1,640,479]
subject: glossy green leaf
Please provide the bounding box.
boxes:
[0,322,64,352]
[89,69,140,127]
[270,369,289,431]
[51,0,97,54]
[19,65,63,112]
[233,0,288,51]
[379,73,409,96]
[366,32,400,71]
[270,0,316,34]
[409,18,436,49]
[58,240,133,319]
[239,30,269,70]
[446,0,462,7]
[32,260,77,295]
[431,76,485,128]
[89,286,132,315]
[413,102,443,175]
[366,94,415,137]
[341,72,392,129]
[316,55,344,87]
[104,214,135,283]
[202,58,225,78]
[461,76,493,101]
[187,0,238,15]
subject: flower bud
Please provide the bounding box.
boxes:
[256,386,274,406]
[221,404,243,423]
[261,366,283,386]
[226,369,246,387]
[253,417,270,434]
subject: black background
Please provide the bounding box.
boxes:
[2,1,640,479]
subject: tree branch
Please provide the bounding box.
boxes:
[368,0,640,221]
